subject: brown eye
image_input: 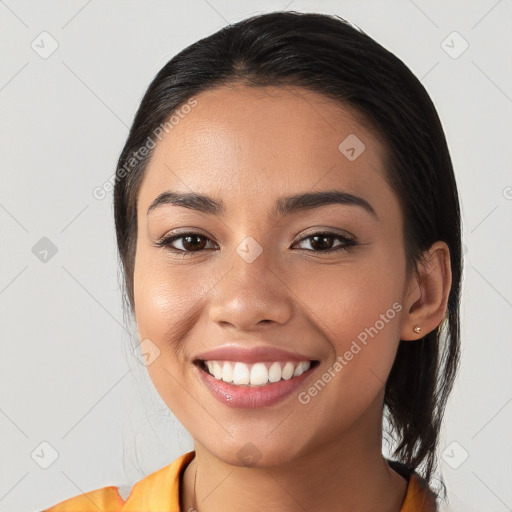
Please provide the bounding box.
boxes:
[178,234,208,251]
[155,233,217,253]
[309,234,336,251]
[154,230,357,255]
[293,232,357,252]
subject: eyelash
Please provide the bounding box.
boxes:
[153,231,358,255]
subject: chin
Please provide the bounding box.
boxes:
[199,435,309,469]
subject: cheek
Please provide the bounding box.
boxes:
[132,257,211,423]
[132,250,226,397]
[133,259,205,354]
[292,252,403,334]
[289,254,405,403]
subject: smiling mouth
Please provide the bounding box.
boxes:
[194,359,320,387]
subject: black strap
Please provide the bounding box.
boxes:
[386,458,414,482]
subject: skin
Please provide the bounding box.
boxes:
[133,84,452,512]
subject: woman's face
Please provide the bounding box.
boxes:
[133,84,412,466]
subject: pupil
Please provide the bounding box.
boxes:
[184,235,205,251]
[311,235,332,250]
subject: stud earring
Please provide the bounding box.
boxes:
[413,325,421,334]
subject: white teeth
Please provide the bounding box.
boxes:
[232,362,250,385]
[221,361,233,383]
[281,362,295,380]
[202,360,312,386]
[212,361,222,380]
[250,363,269,386]
[268,362,282,383]
[293,361,309,377]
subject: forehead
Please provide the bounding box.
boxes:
[137,84,391,216]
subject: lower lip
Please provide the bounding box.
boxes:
[195,363,317,408]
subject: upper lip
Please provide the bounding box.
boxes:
[194,345,316,364]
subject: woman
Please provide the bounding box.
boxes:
[43,10,461,512]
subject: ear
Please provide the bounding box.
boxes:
[400,241,452,341]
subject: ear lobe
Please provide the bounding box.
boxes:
[400,241,452,341]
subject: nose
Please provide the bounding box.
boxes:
[208,244,294,332]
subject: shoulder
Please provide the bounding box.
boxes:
[387,459,438,512]
[41,486,124,512]
[41,451,196,512]
[401,472,439,512]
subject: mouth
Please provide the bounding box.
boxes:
[193,358,320,408]
[195,359,319,386]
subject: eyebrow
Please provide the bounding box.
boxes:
[146,189,378,220]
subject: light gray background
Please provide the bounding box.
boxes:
[0,1,511,511]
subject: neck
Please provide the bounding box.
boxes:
[180,397,408,512]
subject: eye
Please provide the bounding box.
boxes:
[292,231,358,252]
[154,232,217,253]
[154,230,358,255]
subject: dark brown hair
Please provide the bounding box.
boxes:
[114,11,462,499]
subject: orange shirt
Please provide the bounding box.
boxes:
[42,451,437,511]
